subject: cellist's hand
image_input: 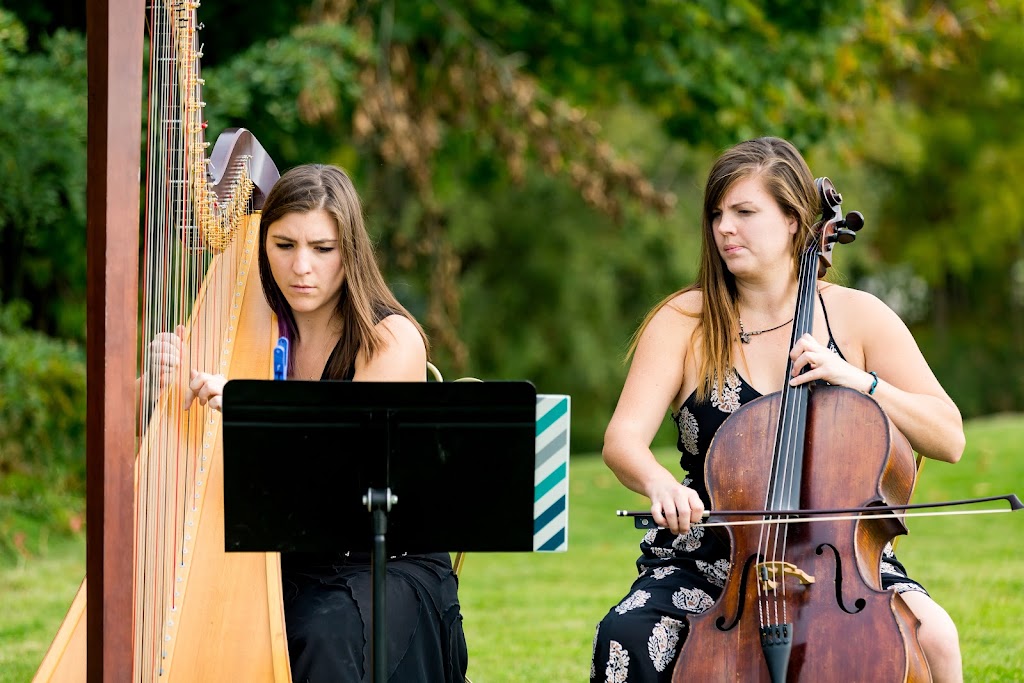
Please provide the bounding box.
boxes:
[789,333,874,393]
[647,476,705,535]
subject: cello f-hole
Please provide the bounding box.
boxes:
[717,552,762,631]
[817,542,868,614]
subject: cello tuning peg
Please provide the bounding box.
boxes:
[841,211,864,232]
[826,229,858,245]
[835,228,857,245]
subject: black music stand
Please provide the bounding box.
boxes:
[221,379,538,683]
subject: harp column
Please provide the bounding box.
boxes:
[85,0,144,681]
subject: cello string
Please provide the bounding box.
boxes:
[754,247,795,628]
[769,242,818,627]
[754,247,819,627]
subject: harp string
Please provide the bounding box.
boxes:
[135,1,255,679]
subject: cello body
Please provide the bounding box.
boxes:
[671,385,930,682]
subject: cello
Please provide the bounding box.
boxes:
[671,178,930,682]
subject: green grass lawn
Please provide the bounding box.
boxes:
[3,414,1023,682]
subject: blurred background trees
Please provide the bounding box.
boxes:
[1,1,1022,542]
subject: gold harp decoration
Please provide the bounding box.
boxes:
[34,0,290,680]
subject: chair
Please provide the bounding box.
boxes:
[427,361,480,682]
[426,361,481,578]
[891,454,926,552]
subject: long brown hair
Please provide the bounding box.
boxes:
[257,164,429,379]
[627,137,819,402]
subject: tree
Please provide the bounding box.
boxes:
[0,10,87,339]
[852,1,1024,416]
[1,0,999,446]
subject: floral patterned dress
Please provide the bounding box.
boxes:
[590,336,927,683]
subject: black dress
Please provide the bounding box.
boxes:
[590,308,926,683]
[282,551,467,683]
[281,327,468,683]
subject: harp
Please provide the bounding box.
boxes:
[33,0,291,680]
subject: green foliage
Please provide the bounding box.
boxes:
[0,328,86,470]
[0,16,87,340]
[437,0,942,149]
[847,2,1024,419]
[2,0,1022,447]
[0,327,87,553]
[369,106,705,449]
[914,322,1024,420]
[0,7,28,69]
[204,23,371,162]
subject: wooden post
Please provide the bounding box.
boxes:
[85,0,143,681]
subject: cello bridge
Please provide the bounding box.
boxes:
[756,561,815,592]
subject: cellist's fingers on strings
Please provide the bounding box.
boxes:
[789,333,873,391]
[182,369,227,412]
[788,333,831,382]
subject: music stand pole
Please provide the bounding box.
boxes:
[363,487,396,683]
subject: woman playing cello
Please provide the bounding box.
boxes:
[591,137,963,682]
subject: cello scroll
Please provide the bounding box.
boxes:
[813,177,864,277]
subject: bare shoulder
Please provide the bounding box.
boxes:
[616,289,701,424]
[355,313,426,381]
[818,282,916,366]
[376,313,425,350]
[819,283,904,327]
[633,290,700,369]
[667,289,702,316]
[653,290,701,330]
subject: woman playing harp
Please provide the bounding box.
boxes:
[181,163,471,683]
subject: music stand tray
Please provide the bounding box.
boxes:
[221,379,537,553]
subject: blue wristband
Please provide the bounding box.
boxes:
[867,371,879,396]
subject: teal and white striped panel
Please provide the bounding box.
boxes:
[534,394,570,552]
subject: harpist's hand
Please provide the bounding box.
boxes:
[648,476,705,535]
[182,369,227,412]
[148,325,185,391]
